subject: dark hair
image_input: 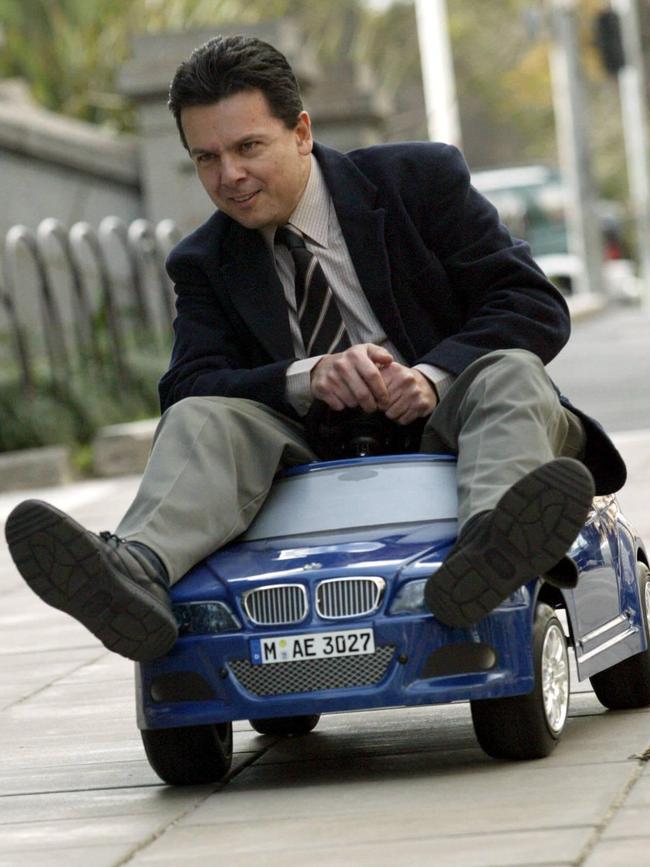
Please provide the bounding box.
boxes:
[168,35,304,149]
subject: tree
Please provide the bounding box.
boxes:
[0,0,635,198]
[0,0,380,130]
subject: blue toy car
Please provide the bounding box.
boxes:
[136,454,650,785]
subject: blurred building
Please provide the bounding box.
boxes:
[1,20,392,240]
[0,79,141,244]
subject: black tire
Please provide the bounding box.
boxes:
[141,721,233,786]
[471,603,569,760]
[590,563,650,710]
[249,714,321,737]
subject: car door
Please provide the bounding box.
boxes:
[570,495,622,639]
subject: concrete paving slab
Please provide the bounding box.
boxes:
[623,768,650,807]
[0,583,98,648]
[0,846,129,867]
[0,812,189,853]
[129,823,590,867]
[0,714,262,785]
[0,761,165,797]
[0,785,203,824]
[0,731,144,773]
[0,648,100,708]
[601,803,650,838]
[54,653,136,684]
[180,756,634,830]
[539,709,650,768]
[583,837,650,867]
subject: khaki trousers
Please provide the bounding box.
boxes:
[116,349,586,584]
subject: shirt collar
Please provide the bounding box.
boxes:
[261,154,331,250]
[288,155,330,247]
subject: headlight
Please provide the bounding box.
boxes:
[389,579,429,615]
[172,601,241,635]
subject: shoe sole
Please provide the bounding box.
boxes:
[424,458,595,628]
[5,500,178,662]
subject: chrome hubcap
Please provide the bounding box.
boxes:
[541,622,569,734]
[644,581,650,634]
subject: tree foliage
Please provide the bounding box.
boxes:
[0,0,385,130]
[0,0,640,197]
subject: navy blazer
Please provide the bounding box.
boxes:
[161,141,626,494]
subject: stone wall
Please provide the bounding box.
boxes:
[0,81,142,244]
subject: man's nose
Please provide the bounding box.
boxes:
[220,154,246,185]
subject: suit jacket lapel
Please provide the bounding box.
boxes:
[315,144,415,362]
[218,223,294,362]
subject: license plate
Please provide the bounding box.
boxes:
[250,628,375,665]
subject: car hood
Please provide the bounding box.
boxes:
[172,520,457,602]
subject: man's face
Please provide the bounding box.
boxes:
[181,90,313,230]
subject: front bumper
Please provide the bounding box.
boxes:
[136,598,535,730]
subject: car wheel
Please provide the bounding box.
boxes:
[470,603,569,760]
[249,714,321,737]
[589,562,650,710]
[141,721,233,785]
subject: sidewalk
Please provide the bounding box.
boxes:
[2,301,650,867]
[1,424,650,867]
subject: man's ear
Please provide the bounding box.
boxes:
[295,110,313,155]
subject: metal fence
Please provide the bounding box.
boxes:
[0,217,181,452]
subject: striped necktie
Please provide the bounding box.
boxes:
[275,225,350,357]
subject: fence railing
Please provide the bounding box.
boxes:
[0,217,181,453]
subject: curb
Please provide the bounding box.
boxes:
[92,418,158,478]
[0,445,74,493]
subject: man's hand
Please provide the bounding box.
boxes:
[310,343,393,412]
[380,363,438,425]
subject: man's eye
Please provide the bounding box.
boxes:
[241,141,260,154]
[196,153,214,164]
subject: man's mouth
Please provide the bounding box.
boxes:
[229,191,260,204]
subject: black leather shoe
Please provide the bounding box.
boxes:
[424,458,595,628]
[5,499,178,662]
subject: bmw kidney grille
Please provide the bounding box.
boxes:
[242,577,386,625]
[242,584,308,625]
[316,577,386,619]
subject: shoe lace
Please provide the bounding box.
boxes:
[99,531,125,550]
[98,532,169,590]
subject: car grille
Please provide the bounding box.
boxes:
[242,584,308,625]
[316,577,385,619]
[229,645,395,696]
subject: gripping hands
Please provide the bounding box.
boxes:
[310,343,438,425]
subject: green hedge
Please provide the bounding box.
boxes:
[0,349,168,454]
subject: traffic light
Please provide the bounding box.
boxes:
[594,9,626,76]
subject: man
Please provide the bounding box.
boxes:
[5,35,626,660]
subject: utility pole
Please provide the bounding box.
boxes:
[414,0,462,147]
[548,0,604,297]
[611,0,650,312]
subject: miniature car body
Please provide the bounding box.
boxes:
[136,455,650,785]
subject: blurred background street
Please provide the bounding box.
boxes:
[548,305,650,435]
